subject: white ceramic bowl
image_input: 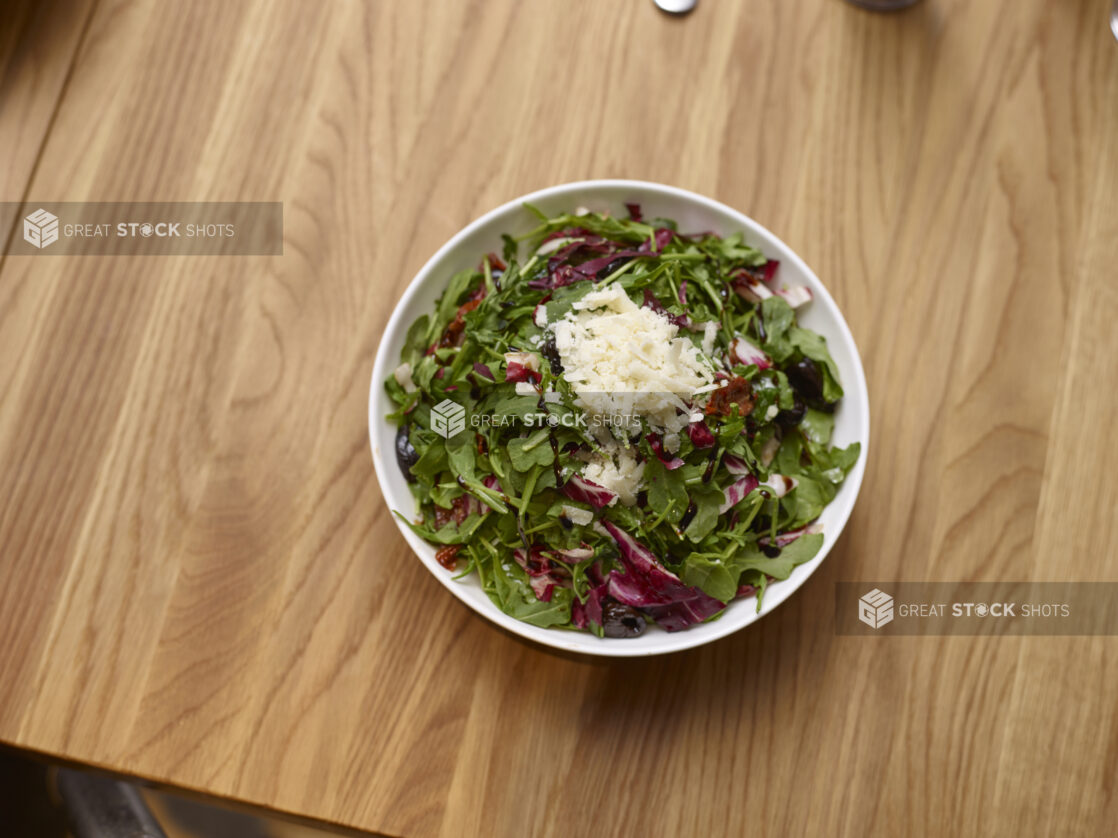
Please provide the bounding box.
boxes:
[369,180,869,657]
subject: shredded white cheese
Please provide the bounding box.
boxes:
[394,362,417,393]
[560,505,594,526]
[702,321,718,356]
[551,284,715,434]
[583,447,645,507]
[692,380,726,396]
[504,351,539,372]
[761,474,797,498]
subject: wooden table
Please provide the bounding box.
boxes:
[1,1,1116,835]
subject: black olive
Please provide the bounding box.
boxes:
[786,358,824,402]
[541,334,563,374]
[395,425,419,482]
[762,543,782,558]
[559,515,573,530]
[602,600,646,638]
[596,257,630,279]
[679,501,698,530]
[775,399,806,430]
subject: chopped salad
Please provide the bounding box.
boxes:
[385,204,860,637]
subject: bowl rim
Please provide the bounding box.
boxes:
[369,179,869,657]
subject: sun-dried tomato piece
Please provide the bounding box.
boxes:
[480,253,507,272]
[438,297,484,348]
[705,376,755,418]
[435,545,461,570]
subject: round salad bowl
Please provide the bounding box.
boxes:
[369,180,869,657]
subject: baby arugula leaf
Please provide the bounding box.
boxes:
[488,556,572,627]
[507,428,555,471]
[684,484,725,543]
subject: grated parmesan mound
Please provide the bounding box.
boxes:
[551,285,715,434]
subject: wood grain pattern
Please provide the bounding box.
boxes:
[1,1,1116,835]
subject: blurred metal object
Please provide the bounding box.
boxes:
[843,0,922,9]
[56,769,167,838]
[654,0,697,15]
[1111,0,1118,42]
